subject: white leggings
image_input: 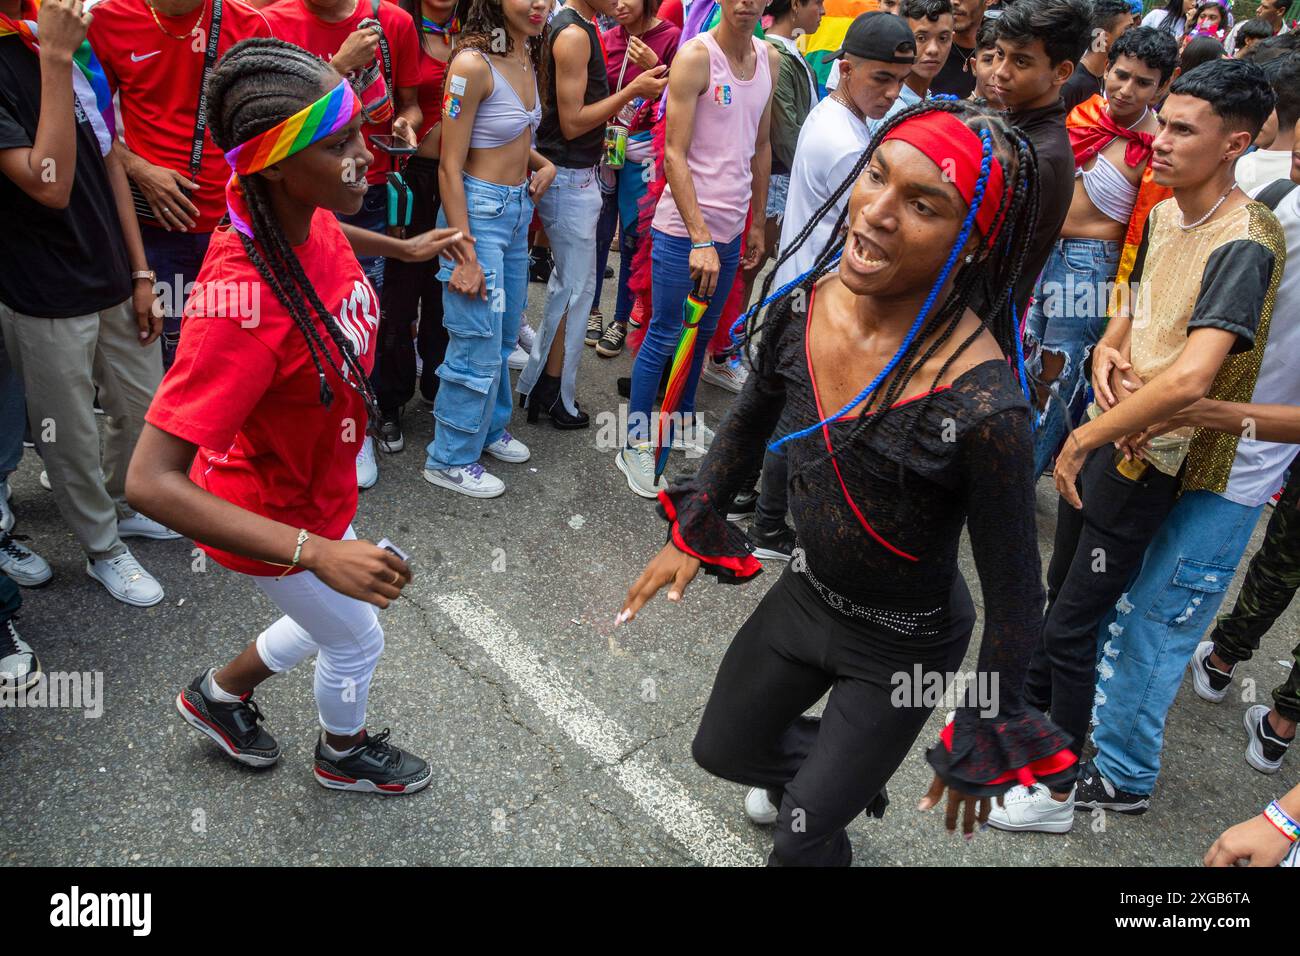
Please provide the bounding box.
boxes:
[253,527,383,736]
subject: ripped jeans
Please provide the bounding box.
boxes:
[1024,238,1121,477]
[1091,491,1263,795]
[426,173,532,471]
[1024,446,1181,786]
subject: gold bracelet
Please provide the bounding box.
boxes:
[279,529,309,578]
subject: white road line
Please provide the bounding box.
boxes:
[434,591,763,867]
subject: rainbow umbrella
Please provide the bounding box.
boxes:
[654,291,711,480]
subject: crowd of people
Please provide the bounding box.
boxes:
[2,0,1299,864]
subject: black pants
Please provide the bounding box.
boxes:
[692,566,973,866]
[376,157,447,414]
[754,403,793,533]
[1025,446,1180,779]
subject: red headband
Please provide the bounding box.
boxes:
[882,110,1007,243]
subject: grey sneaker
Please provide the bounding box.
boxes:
[616,443,666,499]
[595,321,626,357]
[422,463,505,498]
[86,549,163,607]
[0,479,13,533]
[485,431,530,463]
[0,532,51,587]
[0,617,39,692]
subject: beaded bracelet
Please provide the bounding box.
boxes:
[1264,800,1300,843]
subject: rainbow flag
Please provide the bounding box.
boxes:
[0,2,115,155]
[798,0,879,92]
[654,291,710,480]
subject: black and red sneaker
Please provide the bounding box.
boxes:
[175,669,281,768]
[313,728,432,795]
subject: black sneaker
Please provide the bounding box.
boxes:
[726,488,758,523]
[313,728,433,794]
[1244,704,1292,774]
[378,408,404,453]
[528,247,553,284]
[1073,760,1150,814]
[175,669,281,767]
[585,309,604,347]
[596,321,626,357]
[748,524,796,561]
[616,373,668,402]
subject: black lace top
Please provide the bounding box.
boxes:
[662,302,1076,795]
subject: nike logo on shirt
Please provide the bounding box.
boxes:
[130,51,162,62]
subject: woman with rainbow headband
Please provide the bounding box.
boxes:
[618,99,1075,865]
[127,38,467,794]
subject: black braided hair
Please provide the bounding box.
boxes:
[206,37,380,424]
[737,97,1041,484]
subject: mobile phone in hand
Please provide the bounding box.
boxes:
[370,134,418,155]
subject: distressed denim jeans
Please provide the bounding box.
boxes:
[426,173,531,471]
[517,165,603,416]
[1091,490,1263,795]
[1024,237,1121,477]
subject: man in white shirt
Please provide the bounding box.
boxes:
[771,12,915,289]
[1237,53,1299,194]
[1226,0,1290,54]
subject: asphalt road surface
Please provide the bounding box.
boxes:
[2,263,1297,867]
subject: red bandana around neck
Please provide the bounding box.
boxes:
[1067,93,1154,170]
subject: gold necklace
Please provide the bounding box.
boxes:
[146,0,206,40]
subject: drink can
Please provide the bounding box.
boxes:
[604,124,627,170]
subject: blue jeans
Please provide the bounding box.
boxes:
[627,229,741,444]
[426,173,532,471]
[1091,490,1263,795]
[336,182,387,293]
[518,165,604,415]
[1024,237,1120,477]
[142,224,212,369]
[594,189,639,326]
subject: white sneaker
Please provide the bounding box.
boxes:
[39,469,50,491]
[422,462,505,499]
[616,443,667,499]
[517,321,537,352]
[356,437,378,490]
[0,532,51,586]
[701,354,748,394]
[986,783,1075,833]
[0,618,40,692]
[507,345,529,371]
[485,430,530,463]
[0,479,12,533]
[86,549,163,607]
[672,419,715,453]
[1244,704,1290,774]
[744,787,779,825]
[1190,640,1232,703]
[118,511,182,540]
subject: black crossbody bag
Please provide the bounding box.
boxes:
[128,0,223,225]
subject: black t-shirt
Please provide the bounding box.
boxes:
[930,42,976,99]
[1060,60,1104,114]
[536,7,610,169]
[1008,99,1073,316]
[0,37,130,318]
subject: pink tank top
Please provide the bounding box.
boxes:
[652,31,772,244]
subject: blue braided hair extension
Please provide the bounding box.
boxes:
[728,249,843,347]
[769,127,996,453]
[1010,299,1036,427]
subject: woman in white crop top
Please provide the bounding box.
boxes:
[423,0,559,499]
[1020,26,1177,481]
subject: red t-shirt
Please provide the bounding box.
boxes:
[89,0,273,233]
[413,33,450,140]
[262,0,422,183]
[146,210,379,576]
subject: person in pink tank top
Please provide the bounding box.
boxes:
[616,0,779,498]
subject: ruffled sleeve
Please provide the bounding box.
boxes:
[924,401,1076,795]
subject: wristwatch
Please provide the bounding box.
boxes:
[131,270,157,284]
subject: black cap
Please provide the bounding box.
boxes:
[830,12,917,64]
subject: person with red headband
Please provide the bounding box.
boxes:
[617,100,1074,866]
[127,39,466,794]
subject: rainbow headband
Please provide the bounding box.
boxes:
[223,78,363,236]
